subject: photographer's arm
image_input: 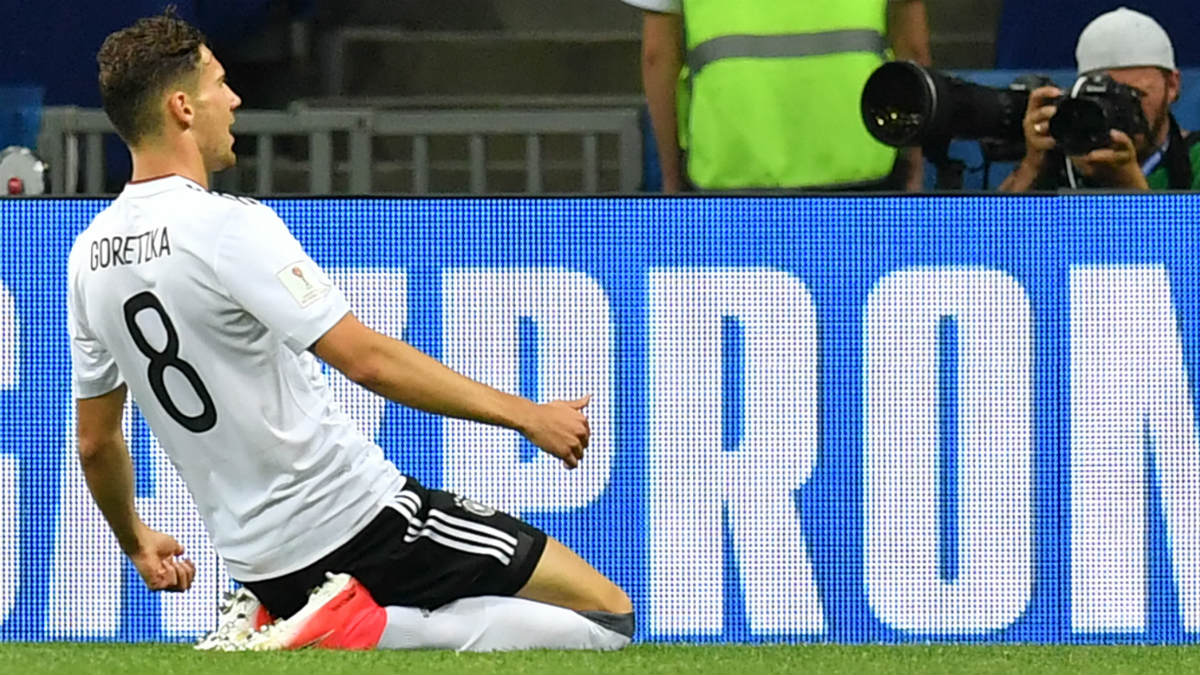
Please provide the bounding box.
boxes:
[998,157,1049,192]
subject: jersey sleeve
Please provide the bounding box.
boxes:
[67,261,125,399]
[622,0,681,13]
[213,204,350,353]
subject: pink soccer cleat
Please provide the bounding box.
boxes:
[247,573,386,650]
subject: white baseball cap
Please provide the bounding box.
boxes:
[1075,6,1176,74]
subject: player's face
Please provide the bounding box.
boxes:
[1106,66,1179,159]
[192,46,242,173]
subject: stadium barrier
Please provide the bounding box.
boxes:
[35,107,643,195]
[0,195,1199,643]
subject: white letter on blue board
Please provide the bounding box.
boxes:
[49,404,134,637]
[864,268,1033,634]
[0,282,18,624]
[1071,265,1200,633]
[647,267,822,637]
[50,402,232,638]
[441,268,614,516]
[323,269,408,441]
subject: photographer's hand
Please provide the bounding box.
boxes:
[1001,86,1063,192]
[1070,130,1149,190]
[1023,86,1062,157]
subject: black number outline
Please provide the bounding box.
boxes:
[122,291,217,432]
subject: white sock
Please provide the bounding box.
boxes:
[377,596,632,652]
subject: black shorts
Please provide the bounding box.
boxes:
[242,477,548,618]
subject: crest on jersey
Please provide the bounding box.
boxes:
[275,259,330,307]
[453,494,497,517]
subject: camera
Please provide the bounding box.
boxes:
[860,62,1150,157]
[859,61,1036,149]
[1050,74,1150,155]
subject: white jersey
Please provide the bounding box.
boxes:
[67,175,405,581]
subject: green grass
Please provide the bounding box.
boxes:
[4,643,1200,675]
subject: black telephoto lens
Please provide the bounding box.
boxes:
[860,61,937,147]
[861,62,1032,148]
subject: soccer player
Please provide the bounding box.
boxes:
[68,10,632,651]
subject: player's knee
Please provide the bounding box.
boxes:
[572,577,631,614]
[599,583,633,615]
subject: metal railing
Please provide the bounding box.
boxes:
[36,106,643,195]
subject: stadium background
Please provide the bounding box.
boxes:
[2,0,1200,654]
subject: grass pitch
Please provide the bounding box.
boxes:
[2,642,1199,675]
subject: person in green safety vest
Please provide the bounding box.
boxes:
[627,0,932,192]
[1000,7,1200,192]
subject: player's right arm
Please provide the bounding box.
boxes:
[68,249,194,593]
[76,385,195,591]
[312,313,589,469]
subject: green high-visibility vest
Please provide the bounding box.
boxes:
[680,0,897,189]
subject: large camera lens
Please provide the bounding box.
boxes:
[861,62,1030,148]
[861,61,937,147]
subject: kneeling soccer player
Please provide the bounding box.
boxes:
[69,10,632,652]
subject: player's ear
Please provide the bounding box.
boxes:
[164,90,194,129]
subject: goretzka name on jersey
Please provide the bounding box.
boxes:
[90,228,172,270]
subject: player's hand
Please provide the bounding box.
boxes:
[520,395,591,469]
[1070,129,1149,189]
[128,524,195,592]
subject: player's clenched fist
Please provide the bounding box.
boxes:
[520,395,592,469]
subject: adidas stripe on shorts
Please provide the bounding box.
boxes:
[242,476,548,618]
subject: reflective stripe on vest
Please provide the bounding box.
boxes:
[687,30,886,75]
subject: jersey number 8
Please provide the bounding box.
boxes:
[122,291,218,432]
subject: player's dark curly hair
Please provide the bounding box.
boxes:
[97,7,208,145]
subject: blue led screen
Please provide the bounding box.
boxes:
[1,195,1200,643]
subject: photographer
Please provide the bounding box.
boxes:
[1001,8,1200,192]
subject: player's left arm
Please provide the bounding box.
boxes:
[77,385,195,592]
[213,203,583,470]
[313,313,590,469]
